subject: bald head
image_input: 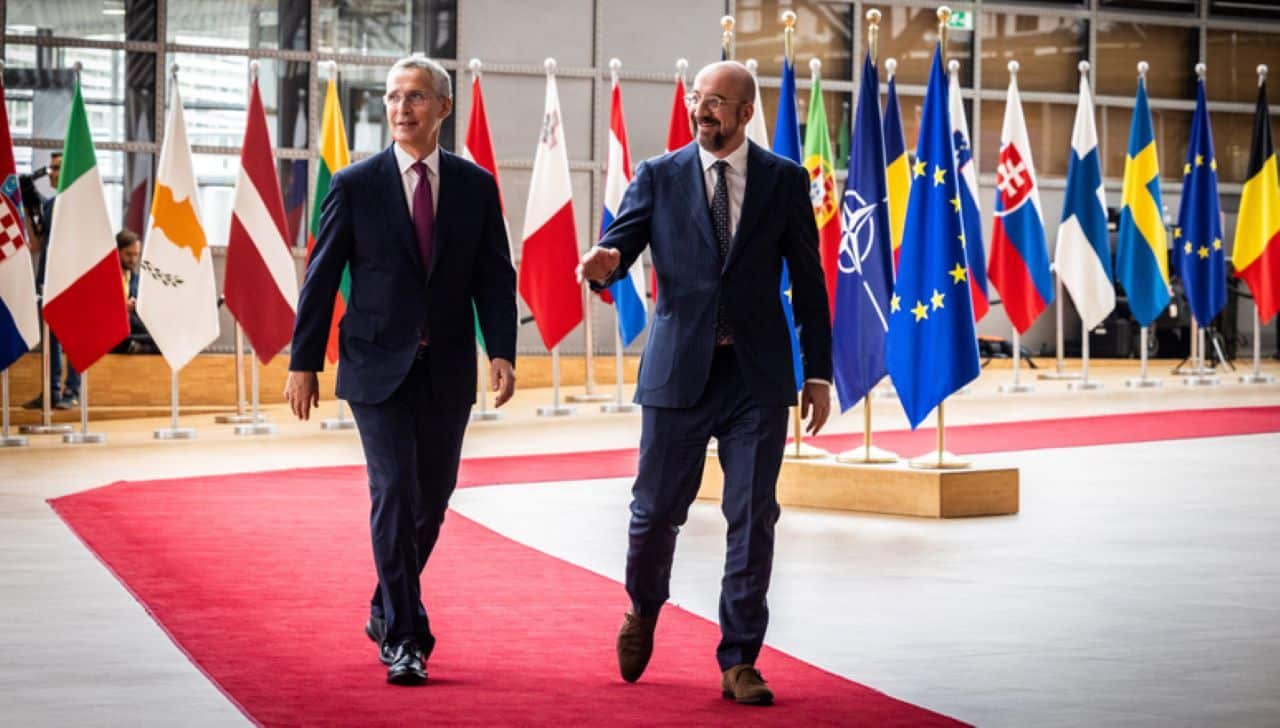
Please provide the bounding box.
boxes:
[690,61,756,155]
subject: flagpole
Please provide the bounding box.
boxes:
[154,367,195,439]
[1039,273,1082,380]
[999,327,1033,393]
[1069,319,1103,390]
[600,57,638,417]
[721,15,735,60]
[465,59,501,424]
[317,59,356,433]
[538,346,574,416]
[62,369,105,444]
[1124,61,1163,390]
[1242,305,1275,384]
[560,53,602,405]
[235,341,275,435]
[1,370,27,447]
[20,319,72,435]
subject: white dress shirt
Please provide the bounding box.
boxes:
[393,143,440,219]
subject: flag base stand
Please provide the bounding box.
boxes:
[567,393,611,403]
[1239,373,1276,384]
[1037,370,1082,381]
[835,444,898,464]
[154,427,196,440]
[216,413,266,424]
[1,435,29,447]
[997,382,1034,394]
[1068,379,1104,391]
[63,432,107,444]
[908,450,971,470]
[873,384,897,399]
[601,403,639,414]
[697,454,1018,518]
[321,418,356,431]
[1182,374,1221,387]
[784,441,829,460]
[1125,377,1163,388]
[471,411,503,422]
[19,423,73,435]
[234,423,276,436]
[537,405,575,417]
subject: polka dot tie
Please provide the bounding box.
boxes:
[711,160,733,345]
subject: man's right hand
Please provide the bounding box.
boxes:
[285,371,320,421]
[575,246,622,285]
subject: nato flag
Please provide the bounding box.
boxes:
[833,52,894,412]
[886,46,981,429]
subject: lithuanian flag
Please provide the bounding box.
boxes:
[305,77,351,364]
[1233,76,1280,324]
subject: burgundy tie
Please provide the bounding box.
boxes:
[411,161,434,274]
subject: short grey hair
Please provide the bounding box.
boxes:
[386,55,452,100]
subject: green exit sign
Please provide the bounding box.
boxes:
[947,11,974,31]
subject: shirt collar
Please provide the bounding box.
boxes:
[698,138,750,176]
[394,143,440,178]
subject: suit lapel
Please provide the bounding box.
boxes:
[378,146,425,273]
[724,141,775,272]
[675,145,720,259]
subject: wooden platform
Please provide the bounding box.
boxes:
[697,455,1020,518]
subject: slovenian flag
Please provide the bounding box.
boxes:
[948,61,990,322]
[601,71,646,346]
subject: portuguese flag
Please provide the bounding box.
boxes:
[803,69,841,322]
[1233,77,1280,324]
[306,77,351,364]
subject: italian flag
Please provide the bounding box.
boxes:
[803,68,841,322]
[42,81,129,371]
[305,78,351,364]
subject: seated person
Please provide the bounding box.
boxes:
[111,229,156,354]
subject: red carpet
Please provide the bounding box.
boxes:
[48,406,1279,726]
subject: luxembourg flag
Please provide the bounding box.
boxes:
[601,68,646,346]
[1055,62,1114,331]
[988,63,1054,334]
[948,61,990,322]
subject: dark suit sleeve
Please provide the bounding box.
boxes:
[289,172,353,372]
[471,172,518,364]
[781,163,833,382]
[590,159,655,291]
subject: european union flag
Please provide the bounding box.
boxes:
[1174,76,1227,327]
[886,46,981,429]
[772,57,805,391]
[832,52,894,412]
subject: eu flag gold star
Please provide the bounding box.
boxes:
[1198,245,1209,259]
[1213,238,1222,250]
[1211,158,1217,172]
[951,195,962,212]
[933,165,946,186]
[1184,241,1193,254]
[958,232,966,245]
[1174,227,1182,239]
[890,293,901,313]
[1184,163,1191,175]
[1195,154,1204,167]
[913,159,927,178]
[912,300,929,322]
[931,289,945,310]
[949,262,967,284]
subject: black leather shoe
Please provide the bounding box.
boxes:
[386,642,427,685]
[365,617,395,665]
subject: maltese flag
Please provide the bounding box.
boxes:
[601,71,646,346]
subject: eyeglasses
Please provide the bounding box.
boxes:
[684,93,746,112]
[383,91,435,108]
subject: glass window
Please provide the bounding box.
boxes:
[1210,111,1280,184]
[167,0,307,50]
[757,87,848,157]
[1209,1,1280,19]
[980,100,1077,178]
[980,13,1087,94]
[1101,105,1192,181]
[165,55,308,152]
[5,1,125,40]
[1099,0,1199,13]
[1095,22,1198,99]
[875,6,974,87]
[317,0,456,58]
[734,0,852,82]
[1205,30,1280,104]
[3,48,127,143]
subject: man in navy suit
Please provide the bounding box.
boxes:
[286,55,517,686]
[578,61,831,705]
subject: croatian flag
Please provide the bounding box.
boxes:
[989,65,1054,334]
[948,61,990,322]
[0,78,39,372]
[601,71,646,346]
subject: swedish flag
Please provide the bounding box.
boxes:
[1174,76,1227,327]
[886,46,980,429]
[1116,74,1171,327]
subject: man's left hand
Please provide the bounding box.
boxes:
[800,382,831,436]
[490,358,516,408]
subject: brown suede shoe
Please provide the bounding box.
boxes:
[616,611,657,683]
[721,664,774,705]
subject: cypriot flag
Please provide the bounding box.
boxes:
[137,81,220,370]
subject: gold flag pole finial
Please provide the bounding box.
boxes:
[1260,64,1269,88]
[721,15,735,60]
[866,9,881,65]
[782,10,797,64]
[938,6,952,58]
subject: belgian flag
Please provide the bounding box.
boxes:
[1233,74,1280,324]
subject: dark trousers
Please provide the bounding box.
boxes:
[626,346,789,671]
[348,350,470,656]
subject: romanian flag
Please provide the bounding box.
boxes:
[1115,73,1171,328]
[305,77,351,364]
[883,61,911,272]
[804,65,841,321]
[1233,75,1280,324]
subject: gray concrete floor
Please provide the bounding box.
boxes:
[2,362,1279,726]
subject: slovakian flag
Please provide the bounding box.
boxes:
[305,77,351,364]
[804,63,842,322]
[947,61,990,323]
[224,77,299,364]
[886,46,981,430]
[461,67,511,355]
[519,65,583,351]
[772,57,807,392]
[1175,75,1227,328]
[883,60,911,272]
[42,81,129,371]
[832,51,894,413]
[1233,71,1280,324]
[137,80,221,371]
[1055,64,1115,332]
[601,71,646,347]
[1116,72,1171,328]
[0,79,40,372]
[988,66,1053,335]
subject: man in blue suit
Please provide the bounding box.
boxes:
[286,55,517,686]
[578,61,831,705]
